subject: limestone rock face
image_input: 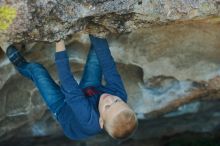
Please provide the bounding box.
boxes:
[1,0,220,143]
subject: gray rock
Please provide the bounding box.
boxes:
[0,0,220,42]
[1,0,220,143]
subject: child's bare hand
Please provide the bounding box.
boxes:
[55,40,65,52]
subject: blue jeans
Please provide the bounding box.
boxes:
[79,47,102,88]
[16,47,101,115]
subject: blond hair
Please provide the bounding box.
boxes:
[105,109,138,140]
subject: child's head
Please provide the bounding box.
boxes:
[98,93,138,139]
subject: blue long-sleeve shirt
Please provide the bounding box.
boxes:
[55,37,127,140]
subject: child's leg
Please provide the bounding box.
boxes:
[16,62,65,115]
[79,46,102,89]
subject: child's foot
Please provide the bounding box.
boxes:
[89,34,108,47]
[6,45,28,67]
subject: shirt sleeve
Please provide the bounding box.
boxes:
[55,50,96,124]
[89,35,127,102]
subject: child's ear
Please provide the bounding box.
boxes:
[99,117,104,129]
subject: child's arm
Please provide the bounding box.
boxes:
[89,35,127,102]
[55,40,80,93]
[55,40,97,125]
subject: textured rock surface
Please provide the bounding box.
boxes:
[1,0,220,144]
[1,25,220,141]
[0,0,220,42]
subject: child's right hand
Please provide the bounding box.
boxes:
[55,40,66,52]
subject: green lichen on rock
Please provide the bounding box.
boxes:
[0,6,16,30]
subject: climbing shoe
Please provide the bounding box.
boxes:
[6,45,27,67]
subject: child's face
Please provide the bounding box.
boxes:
[98,93,129,128]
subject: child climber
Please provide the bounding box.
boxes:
[2,35,138,140]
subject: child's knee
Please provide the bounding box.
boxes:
[28,62,46,71]
[26,63,50,79]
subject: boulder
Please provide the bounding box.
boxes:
[1,0,220,143]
